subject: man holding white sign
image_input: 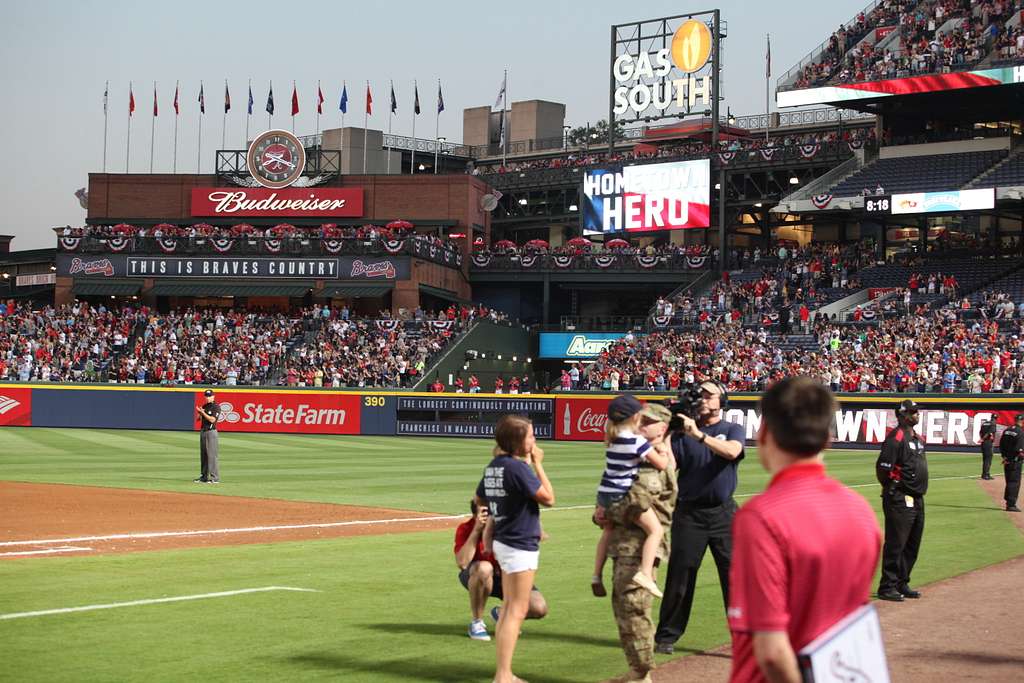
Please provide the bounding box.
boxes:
[727,377,881,683]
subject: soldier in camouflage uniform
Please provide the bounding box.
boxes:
[602,405,678,683]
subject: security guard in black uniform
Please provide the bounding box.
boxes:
[979,417,996,480]
[998,414,1023,512]
[876,399,928,602]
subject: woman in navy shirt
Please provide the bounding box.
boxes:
[477,414,555,683]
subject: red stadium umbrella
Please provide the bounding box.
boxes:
[494,239,517,250]
[605,238,630,248]
[386,220,414,230]
[112,223,136,235]
[566,236,592,248]
[192,223,214,236]
[231,223,255,236]
[525,239,549,250]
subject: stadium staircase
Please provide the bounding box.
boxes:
[828,149,1009,197]
[765,333,819,353]
[412,319,531,391]
[967,147,1024,190]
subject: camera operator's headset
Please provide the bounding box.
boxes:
[699,380,729,412]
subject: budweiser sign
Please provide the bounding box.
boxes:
[191,187,364,217]
[556,397,614,441]
[69,257,114,277]
[197,391,361,435]
[350,259,397,279]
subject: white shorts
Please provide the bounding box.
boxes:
[492,540,539,574]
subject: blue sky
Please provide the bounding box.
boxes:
[0,0,865,250]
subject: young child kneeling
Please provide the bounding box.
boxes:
[592,395,671,598]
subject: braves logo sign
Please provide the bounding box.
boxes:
[69,257,114,277]
[350,259,397,279]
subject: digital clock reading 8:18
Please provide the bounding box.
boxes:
[865,198,890,213]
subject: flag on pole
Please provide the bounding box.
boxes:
[339,84,348,113]
[413,84,420,115]
[103,82,108,114]
[129,85,135,116]
[198,83,205,114]
[365,84,372,115]
[266,84,275,115]
[153,84,158,116]
[247,84,254,114]
[291,83,299,116]
[317,84,324,114]
[390,83,397,113]
[494,74,506,109]
[437,82,444,113]
[224,82,231,113]
[173,83,179,115]
[766,34,771,78]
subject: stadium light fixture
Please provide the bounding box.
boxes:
[512,356,518,362]
[1,272,8,279]
[497,354,503,360]
[518,198,528,205]
[714,183,721,190]
[527,357,532,363]
[418,163,426,171]
[789,175,799,185]
[49,265,56,271]
[568,204,578,211]
[754,202,762,207]
[727,108,735,125]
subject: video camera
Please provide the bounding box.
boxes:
[668,383,705,432]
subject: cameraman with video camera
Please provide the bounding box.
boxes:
[655,380,745,655]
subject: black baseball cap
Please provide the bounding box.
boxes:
[1016,413,1024,421]
[608,394,644,421]
[203,389,215,397]
[897,399,919,414]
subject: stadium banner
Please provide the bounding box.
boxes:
[194,391,361,435]
[581,159,711,234]
[396,396,554,440]
[778,65,1024,108]
[56,254,410,280]
[190,188,364,218]
[0,387,32,427]
[359,394,399,435]
[890,189,994,215]
[539,333,627,359]
[555,395,1024,448]
[30,388,195,430]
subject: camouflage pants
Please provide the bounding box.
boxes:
[611,555,654,675]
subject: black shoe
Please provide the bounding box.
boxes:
[898,586,921,599]
[981,475,994,480]
[654,641,674,655]
[1007,505,1021,512]
[877,590,904,602]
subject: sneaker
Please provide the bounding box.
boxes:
[631,571,664,599]
[654,641,674,655]
[468,619,490,641]
[207,479,219,484]
[591,576,607,598]
[1007,505,1021,512]
[490,605,501,623]
[193,478,207,483]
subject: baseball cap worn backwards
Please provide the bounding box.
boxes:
[608,394,644,421]
[204,389,214,397]
[641,402,672,424]
[897,398,918,413]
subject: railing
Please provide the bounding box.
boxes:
[215,149,340,177]
[469,251,713,272]
[59,236,464,270]
[776,0,883,89]
[560,316,648,331]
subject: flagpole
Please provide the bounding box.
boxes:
[434,79,440,175]
[150,81,156,173]
[103,80,109,173]
[363,81,369,174]
[197,81,203,173]
[126,81,132,173]
[341,82,346,160]
[245,79,251,147]
[222,80,227,150]
[292,80,296,134]
[765,33,771,145]
[173,81,179,174]
[410,80,416,175]
[268,81,272,129]
[316,80,321,138]
[502,69,508,167]
[387,80,393,175]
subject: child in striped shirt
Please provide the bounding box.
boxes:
[592,394,671,598]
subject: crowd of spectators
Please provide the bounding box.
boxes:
[792,0,1022,90]
[573,309,1024,394]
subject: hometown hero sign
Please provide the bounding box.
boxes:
[612,18,714,116]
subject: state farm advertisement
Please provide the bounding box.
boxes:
[0,387,32,427]
[191,187,364,218]
[556,397,611,441]
[195,391,361,434]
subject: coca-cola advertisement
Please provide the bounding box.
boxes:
[194,391,361,435]
[190,188,364,218]
[556,397,612,441]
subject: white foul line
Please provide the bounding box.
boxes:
[0,586,319,621]
[0,546,92,558]
[0,474,994,549]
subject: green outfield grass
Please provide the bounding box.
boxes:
[1,428,1022,682]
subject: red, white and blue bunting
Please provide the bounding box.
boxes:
[798,143,819,159]
[264,238,283,253]
[635,255,660,269]
[59,237,81,251]
[429,320,455,330]
[651,315,672,328]
[811,194,834,209]
[847,139,864,150]
[382,239,405,254]
[520,254,541,269]
[428,244,438,260]
[593,255,616,269]
[551,255,574,269]
[376,320,400,331]
[471,253,492,268]
[759,148,777,161]
[861,309,877,320]
[686,255,708,269]
[157,238,178,253]
[108,237,130,252]
[211,238,234,253]
[322,239,344,254]
[718,151,736,164]
[767,313,780,323]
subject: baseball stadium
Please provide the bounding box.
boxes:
[3,1,1024,681]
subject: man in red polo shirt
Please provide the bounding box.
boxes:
[728,376,881,683]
